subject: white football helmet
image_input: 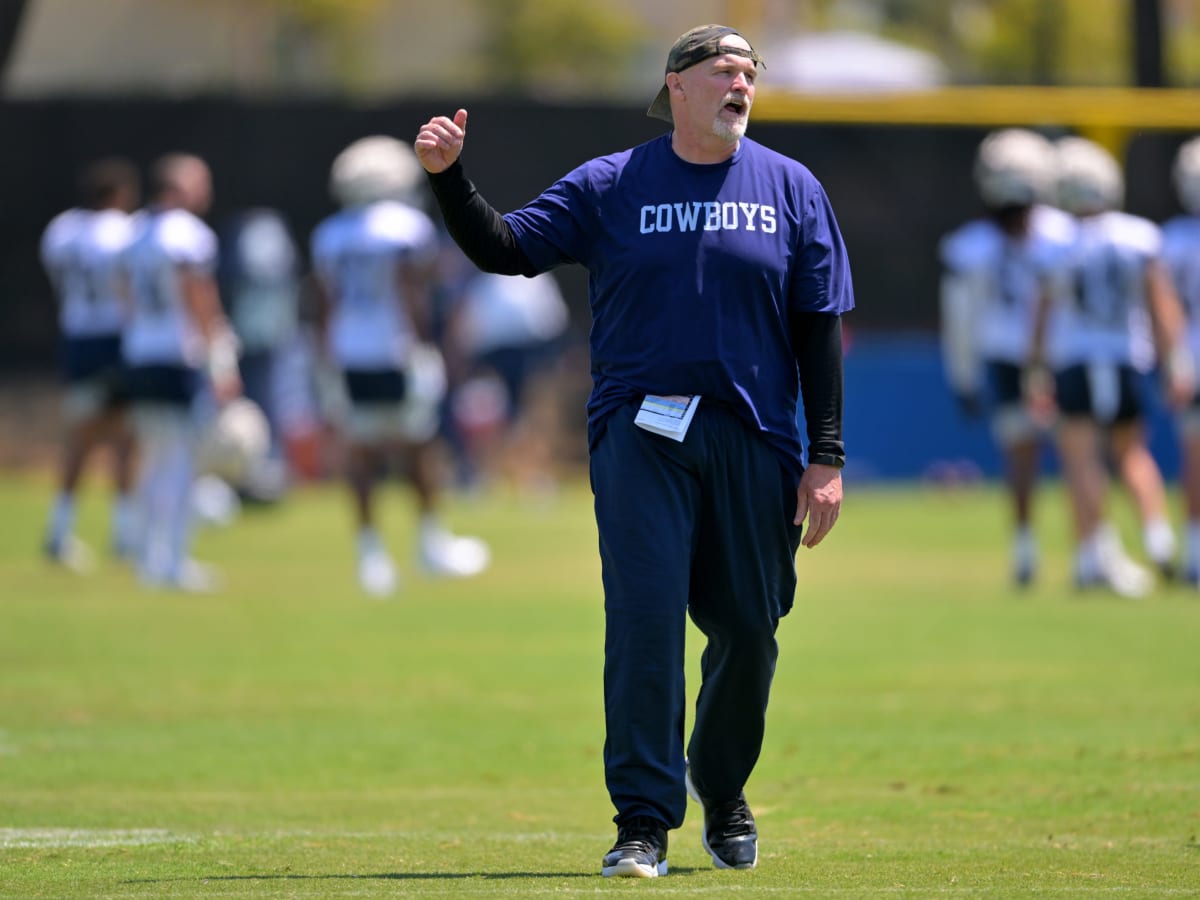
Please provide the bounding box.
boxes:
[1055,136,1123,215]
[1173,135,1200,215]
[973,128,1055,208]
[330,135,422,207]
[197,398,271,485]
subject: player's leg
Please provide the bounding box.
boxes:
[346,440,379,532]
[401,434,488,577]
[988,362,1043,585]
[107,410,138,559]
[44,406,103,571]
[343,369,406,596]
[92,355,137,559]
[160,417,204,588]
[1002,435,1040,582]
[1054,364,1151,596]
[127,365,210,591]
[1111,427,1175,571]
[131,411,184,586]
[685,403,798,804]
[591,400,700,836]
[44,336,121,570]
[1179,399,1200,583]
[395,347,489,577]
[684,404,799,870]
[1051,366,1104,583]
[1108,367,1176,576]
[346,433,397,597]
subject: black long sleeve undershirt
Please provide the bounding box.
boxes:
[791,312,846,469]
[426,161,538,277]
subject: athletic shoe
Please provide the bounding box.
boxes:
[171,559,221,594]
[600,816,668,878]
[685,765,758,869]
[1012,531,1036,588]
[43,534,96,575]
[1143,519,1177,579]
[1075,526,1153,599]
[418,528,490,578]
[1076,554,1153,599]
[139,558,221,594]
[1097,548,1154,600]
[357,538,398,597]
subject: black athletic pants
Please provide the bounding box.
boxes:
[590,398,803,830]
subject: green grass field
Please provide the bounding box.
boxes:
[1,472,1198,897]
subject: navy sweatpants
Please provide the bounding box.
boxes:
[590,399,804,829]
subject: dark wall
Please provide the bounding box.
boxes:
[0,97,1193,367]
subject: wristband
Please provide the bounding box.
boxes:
[808,453,845,469]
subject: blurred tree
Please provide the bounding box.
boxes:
[240,0,386,89]
[908,0,1193,87]
[470,0,643,95]
[873,0,1126,85]
[793,0,1193,87]
[245,0,384,23]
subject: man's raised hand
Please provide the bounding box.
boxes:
[414,109,468,174]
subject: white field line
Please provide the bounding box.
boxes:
[0,828,613,849]
[0,828,194,849]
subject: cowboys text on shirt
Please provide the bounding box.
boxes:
[639,201,778,235]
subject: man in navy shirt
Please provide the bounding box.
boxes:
[416,23,854,878]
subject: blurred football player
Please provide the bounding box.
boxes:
[40,157,142,571]
[311,135,489,597]
[1032,136,1193,596]
[217,206,301,500]
[121,153,242,591]
[1162,135,1200,583]
[446,268,570,495]
[939,129,1073,585]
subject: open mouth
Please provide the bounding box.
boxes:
[723,97,748,116]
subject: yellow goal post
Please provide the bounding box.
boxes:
[753,86,1200,159]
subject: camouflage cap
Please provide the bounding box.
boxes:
[647,24,763,124]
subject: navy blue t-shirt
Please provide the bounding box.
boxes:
[504,133,855,475]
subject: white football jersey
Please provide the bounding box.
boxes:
[41,207,138,338]
[1053,210,1160,370]
[120,208,218,367]
[1162,214,1200,359]
[938,204,1075,367]
[311,200,436,369]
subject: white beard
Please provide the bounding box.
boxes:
[712,95,751,142]
[712,115,748,142]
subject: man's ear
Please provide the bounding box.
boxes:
[667,72,684,100]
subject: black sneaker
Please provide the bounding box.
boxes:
[600,816,668,878]
[686,766,758,869]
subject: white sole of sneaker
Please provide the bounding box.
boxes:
[601,858,668,877]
